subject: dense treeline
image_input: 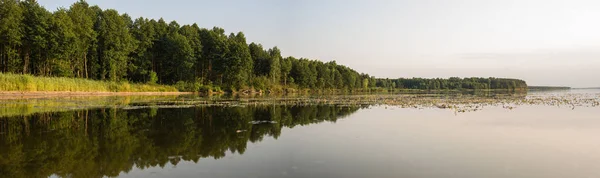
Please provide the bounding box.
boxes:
[373,77,528,90]
[0,0,527,92]
[0,105,362,177]
[528,86,571,91]
[0,0,367,91]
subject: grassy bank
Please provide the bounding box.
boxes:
[0,73,178,92]
[0,73,528,94]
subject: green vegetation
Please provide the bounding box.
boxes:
[0,73,177,92]
[0,0,528,93]
[371,77,528,91]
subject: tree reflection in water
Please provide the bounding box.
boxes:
[0,105,363,178]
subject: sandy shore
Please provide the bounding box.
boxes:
[0,91,194,100]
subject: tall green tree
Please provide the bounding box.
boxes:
[267,47,281,84]
[95,9,136,81]
[198,27,228,85]
[46,8,76,76]
[0,0,24,73]
[85,5,103,79]
[179,24,203,80]
[128,17,157,83]
[158,22,195,83]
[223,32,252,88]
[67,0,96,78]
[20,0,51,74]
[280,57,293,86]
[249,43,269,77]
[147,18,168,82]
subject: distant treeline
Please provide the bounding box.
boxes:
[372,77,528,90]
[573,87,600,89]
[528,86,571,91]
[0,0,527,92]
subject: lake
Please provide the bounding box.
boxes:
[1,90,599,178]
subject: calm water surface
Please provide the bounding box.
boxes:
[1,90,599,178]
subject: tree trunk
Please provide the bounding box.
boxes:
[23,50,29,74]
[0,45,4,72]
[11,44,16,72]
[84,55,88,78]
[208,60,212,83]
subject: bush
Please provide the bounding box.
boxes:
[198,85,212,93]
[148,71,158,84]
[174,81,197,92]
[212,86,222,93]
[251,76,271,90]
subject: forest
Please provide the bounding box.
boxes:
[0,0,527,92]
[373,77,528,90]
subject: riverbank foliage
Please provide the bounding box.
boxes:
[0,73,177,92]
[0,0,527,92]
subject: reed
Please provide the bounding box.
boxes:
[0,73,178,92]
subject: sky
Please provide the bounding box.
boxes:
[39,0,600,87]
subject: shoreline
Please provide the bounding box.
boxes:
[0,91,194,100]
[0,88,528,99]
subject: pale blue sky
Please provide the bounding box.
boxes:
[39,0,600,87]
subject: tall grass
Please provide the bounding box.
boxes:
[0,73,178,92]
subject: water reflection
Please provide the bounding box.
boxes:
[0,92,531,118]
[0,105,362,178]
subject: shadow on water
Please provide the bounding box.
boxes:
[0,91,527,118]
[0,105,363,178]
